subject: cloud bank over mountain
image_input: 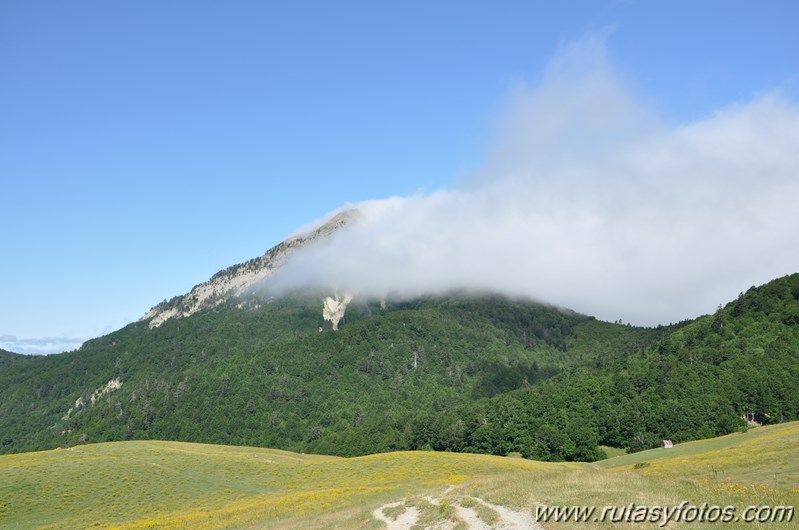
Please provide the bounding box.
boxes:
[273,35,799,326]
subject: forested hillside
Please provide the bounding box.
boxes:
[0,348,24,367]
[423,274,799,460]
[1,274,798,462]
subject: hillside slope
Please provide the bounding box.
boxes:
[437,273,799,458]
[1,422,796,529]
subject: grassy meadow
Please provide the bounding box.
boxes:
[0,422,797,529]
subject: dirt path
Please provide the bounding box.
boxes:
[372,501,421,530]
[452,504,492,530]
[465,496,542,529]
[372,486,543,530]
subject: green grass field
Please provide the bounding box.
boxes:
[1,422,797,529]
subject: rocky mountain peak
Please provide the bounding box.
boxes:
[140,209,359,328]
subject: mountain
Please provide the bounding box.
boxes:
[1,215,798,462]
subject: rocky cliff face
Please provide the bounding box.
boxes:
[322,293,353,330]
[140,210,358,328]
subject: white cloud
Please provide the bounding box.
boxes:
[0,335,85,355]
[271,35,799,326]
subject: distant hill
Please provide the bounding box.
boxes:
[1,212,798,462]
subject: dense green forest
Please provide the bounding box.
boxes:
[1,274,798,462]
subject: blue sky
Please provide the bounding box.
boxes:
[2,1,798,354]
